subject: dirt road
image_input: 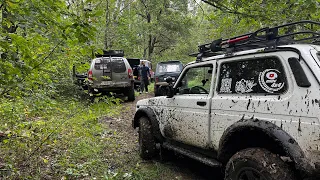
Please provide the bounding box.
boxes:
[103,93,223,179]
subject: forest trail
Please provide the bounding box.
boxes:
[102,93,223,180]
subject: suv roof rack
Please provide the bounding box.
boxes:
[95,50,124,57]
[191,20,320,59]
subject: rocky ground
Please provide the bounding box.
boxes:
[102,93,223,180]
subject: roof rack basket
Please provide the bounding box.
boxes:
[96,50,124,57]
[192,20,320,58]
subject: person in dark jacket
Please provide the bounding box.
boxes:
[139,61,151,93]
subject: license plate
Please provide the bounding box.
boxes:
[101,81,112,85]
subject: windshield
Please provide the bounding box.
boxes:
[157,63,181,73]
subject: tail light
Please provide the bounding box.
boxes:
[88,70,93,81]
[128,68,133,79]
[155,77,159,83]
[138,76,140,80]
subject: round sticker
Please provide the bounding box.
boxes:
[266,71,278,80]
[258,69,285,93]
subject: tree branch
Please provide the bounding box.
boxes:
[31,39,64,70]
[201,0,273,21]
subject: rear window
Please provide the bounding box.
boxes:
[94,58,126,73]
[157,63,182,73]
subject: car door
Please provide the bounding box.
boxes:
[159,61,215,149]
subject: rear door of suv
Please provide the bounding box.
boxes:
[91,57,128,86]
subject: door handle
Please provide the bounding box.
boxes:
[197,101,206,106]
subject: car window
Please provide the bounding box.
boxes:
[177,65,213,95]
[112,58,126,73]
[218,57,287,94]
[157,63,182,73]
[317,52,320,61]
[93,58,126,73]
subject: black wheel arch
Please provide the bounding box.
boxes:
[133,107,164,142]
[218,118,313,177]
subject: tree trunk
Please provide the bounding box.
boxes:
[104,0,110,49]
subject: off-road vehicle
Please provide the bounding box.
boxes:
[154,60,183,96]
[88,50,135,101]
[133,21,320,180]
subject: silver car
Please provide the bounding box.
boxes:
[88,55,135,101]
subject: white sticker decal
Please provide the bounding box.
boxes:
[235,79,257,93]
[259,69,284,93]
[220,78,232,93]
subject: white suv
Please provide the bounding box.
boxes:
[133,21,320,180]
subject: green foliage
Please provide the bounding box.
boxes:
[0,0,100,99]
[0,94,123,179]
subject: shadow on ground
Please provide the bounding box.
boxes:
[157,154,224,180]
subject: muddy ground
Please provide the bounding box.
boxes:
[103,93,223,180]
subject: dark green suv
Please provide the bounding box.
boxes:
[154,60,183,96]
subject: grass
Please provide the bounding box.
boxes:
[0,90,182,180]
[0,94,124,179]
[0,90,196,179]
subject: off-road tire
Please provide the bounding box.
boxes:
[225,148,297,180]
[154,85,160,96]
[139,117,156,159]
[127,86,135,102]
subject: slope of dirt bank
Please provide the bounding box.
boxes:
[101,93,223,180]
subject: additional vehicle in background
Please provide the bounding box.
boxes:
[127,59,154,91]
[133,21,320,180]
[154,60,183,96]
[88,50,135,101]
[73,65,88,90]
[127,58,141,91]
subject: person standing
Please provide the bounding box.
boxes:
[139,61,151,93]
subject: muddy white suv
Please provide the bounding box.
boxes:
[133,21,320,180]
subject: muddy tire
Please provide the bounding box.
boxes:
[225,148,297,180]
[127,86,135,102]
[154,85,159,96]
[139,117,156,159]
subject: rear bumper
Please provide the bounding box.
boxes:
[90,82,132,91]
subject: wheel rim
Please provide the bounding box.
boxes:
[237,167,267,180]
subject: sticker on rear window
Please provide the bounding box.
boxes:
[220,78,232,93]
[258,69,285,93]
